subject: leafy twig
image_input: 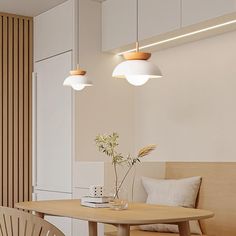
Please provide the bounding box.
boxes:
[95,133,157,199]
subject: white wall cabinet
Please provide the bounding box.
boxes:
[182,0,236,27]
[139,0,181,41]
[102,0,136,51]
[34,0,73,62]
[102,0,236,52]
[102,0,181,51]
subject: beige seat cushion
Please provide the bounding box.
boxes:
[105,229,208,236]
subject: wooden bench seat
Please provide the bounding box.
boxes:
[105,229,208,236]
[105,162,236,236]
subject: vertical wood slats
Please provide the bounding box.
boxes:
[0,16,3,206]
[13,17,19,207]
[3,15,8,207]
[18,17,24,204]
[8,15,13,208]
[0,13,33,207]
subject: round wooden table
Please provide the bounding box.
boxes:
[15,199,214,236]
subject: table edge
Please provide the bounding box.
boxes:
[15,202,214,225]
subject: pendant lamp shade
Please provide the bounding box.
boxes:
[63,67,92,91]
[63,75,92,91]
[112,51,163,86]
[112,59,162,86]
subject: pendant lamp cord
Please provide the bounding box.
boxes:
[136,0,139,52]
[180,0,183,28]
[77,0,80,68]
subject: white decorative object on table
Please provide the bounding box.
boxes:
[89,185,104,197]
[81,190,110,208]
[81,196,110,203]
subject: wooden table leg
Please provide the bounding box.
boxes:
[117,224,130,236]
[88,221,97,236]
[178,221,190,236]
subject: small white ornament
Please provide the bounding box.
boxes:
[89,185,104,197]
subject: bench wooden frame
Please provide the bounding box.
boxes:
[107,162,236,236]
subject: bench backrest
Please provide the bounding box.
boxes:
[166,162,236,236]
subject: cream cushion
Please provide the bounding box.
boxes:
[140,176,202,235]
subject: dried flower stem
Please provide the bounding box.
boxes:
[114,163,119,198]
[95,133,157,200]
[114,164,133,198]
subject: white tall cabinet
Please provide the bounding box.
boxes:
[33,1,74,235]
[34,52,72,193]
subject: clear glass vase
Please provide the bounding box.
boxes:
[109,187,128,210]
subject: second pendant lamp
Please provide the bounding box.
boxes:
[112,0,163,86]
[63,65,92,91]
[63,0,92,91]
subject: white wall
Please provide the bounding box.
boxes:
[75,1,236,163]
[75,0,135,162]
[134,30,236,162]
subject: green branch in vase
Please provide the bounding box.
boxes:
[95,133,157,200]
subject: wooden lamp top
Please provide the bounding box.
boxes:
[123,51,151,60]
[70,67,86,76]
[123,42,151,60]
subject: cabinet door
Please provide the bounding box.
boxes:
[139,0,181,41]
[34,0,73,61]
[182,0,236,27]
[102,0,136,51]
[35,51,72,193]
[35,190,72,236]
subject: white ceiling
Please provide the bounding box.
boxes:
[0,0,68,17]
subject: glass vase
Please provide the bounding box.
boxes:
[109,187,128,210]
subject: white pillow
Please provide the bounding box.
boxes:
[140,176,202,235]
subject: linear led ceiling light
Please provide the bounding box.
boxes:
[117,19,236,56]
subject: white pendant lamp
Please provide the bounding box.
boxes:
[112,0,163,86]
[63,0,92,91]
[63,65,92,91]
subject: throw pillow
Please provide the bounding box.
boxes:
[140,176,202,235]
